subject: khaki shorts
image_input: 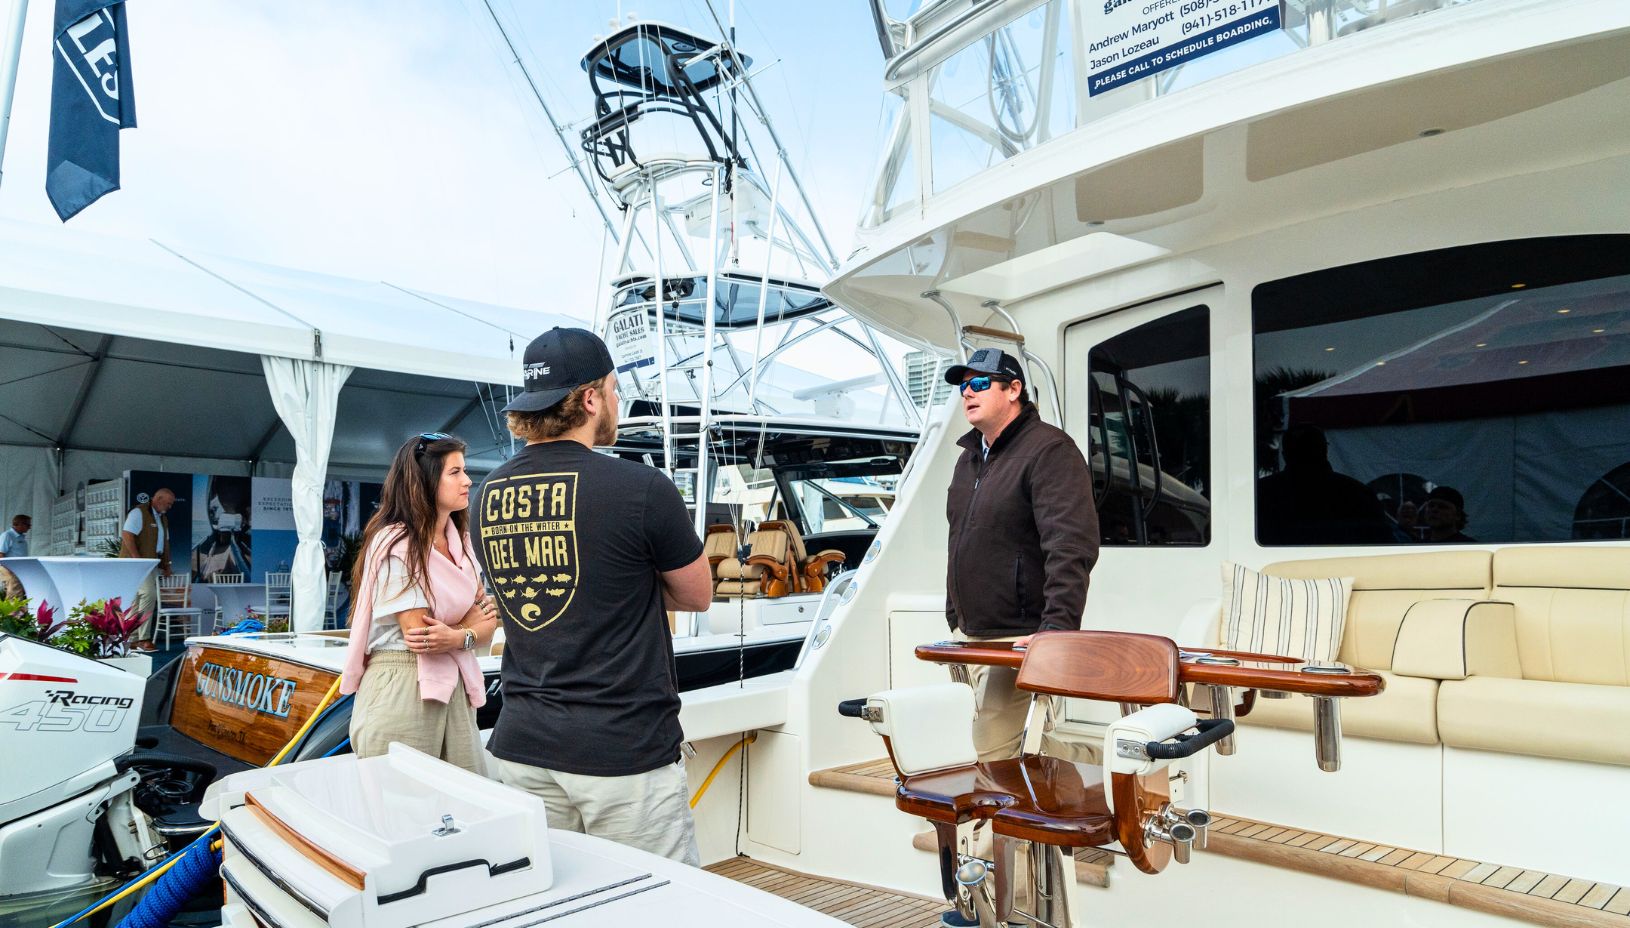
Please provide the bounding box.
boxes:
[494,754,699,866]
[349,651,484,775]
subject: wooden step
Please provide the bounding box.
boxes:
[808,757,896,797]
[810,758,1113,889]
[705,855,943,927]
[1204,815,1630,928]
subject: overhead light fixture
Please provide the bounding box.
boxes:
[1510,283,1527,289]
[1418,128,1445,138]
[1324,346,1335,352]
[1518,360,1530,365]
[1475,342,1487,348]
[1557,308,1571,314]
[1375,361,1386,367]
[1593,328,1606,334]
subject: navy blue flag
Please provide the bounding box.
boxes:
[46,0,136,221]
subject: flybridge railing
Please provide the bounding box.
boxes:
[862,0,1483,225]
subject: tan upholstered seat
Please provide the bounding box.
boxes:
[1223,546,1630,767]
[702,524,739,592]
[759,519,846,593]
[1430,546,1630,765]
[1228,550,1490,743]
[716,525,794,598]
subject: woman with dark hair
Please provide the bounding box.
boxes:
[340,433,499,773]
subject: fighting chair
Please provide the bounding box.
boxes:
[840,631,1232,928]
[758,520,846,594]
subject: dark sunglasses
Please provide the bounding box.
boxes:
[413,432,451,456]
[960,375,1012,394]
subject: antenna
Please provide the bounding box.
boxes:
[479,0,624,247]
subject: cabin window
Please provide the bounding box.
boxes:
[1252,235,1630,546]
[1086,305,1211,546]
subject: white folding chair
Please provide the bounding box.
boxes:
[323,571,344,629]
[264,572,293,623]
[155,575,203,649]
[211,572,244,632]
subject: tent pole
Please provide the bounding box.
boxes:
[0,0,27,192]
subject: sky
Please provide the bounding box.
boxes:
[0,0,889,319]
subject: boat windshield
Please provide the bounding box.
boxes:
[863,0,1487,225]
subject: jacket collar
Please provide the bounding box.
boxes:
[956,404,1038,456]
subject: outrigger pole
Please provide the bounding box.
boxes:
[0,0,28,192]
[480,0,627,249]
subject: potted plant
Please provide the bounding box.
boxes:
[71,598,153,676]
[0,597,63,641]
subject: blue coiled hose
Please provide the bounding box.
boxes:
[114,837,221,928]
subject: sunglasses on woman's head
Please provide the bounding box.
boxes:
[960,375,1011,394]
[414,432,451,456]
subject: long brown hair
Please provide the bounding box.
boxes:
[350,433,469,622]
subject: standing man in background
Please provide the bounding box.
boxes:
[474,327,713,865]
[943,349,1099,763]
[121,488,174,652]
[0,514,31,599]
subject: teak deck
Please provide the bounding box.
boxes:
[811,757,1628,928]
[704,856,944,927]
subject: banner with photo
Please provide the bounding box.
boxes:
[189,474,252,582]
[252,477,297,583]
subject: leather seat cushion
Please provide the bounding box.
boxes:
[1438,676,1630,766]
[897,756,1114,846]
[1237,671,1439,744]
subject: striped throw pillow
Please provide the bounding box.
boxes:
[1220,563,1354,663]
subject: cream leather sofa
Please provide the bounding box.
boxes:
[1223,546,1630,767]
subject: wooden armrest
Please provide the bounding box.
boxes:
[746,555,789,579]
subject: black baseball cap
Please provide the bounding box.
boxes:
[943,348,1025,385]
[502,327,615,414]
[1426,485,1465,512]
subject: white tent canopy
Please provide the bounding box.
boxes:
[0,218,581,630]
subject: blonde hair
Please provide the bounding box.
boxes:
[505,376,608,442]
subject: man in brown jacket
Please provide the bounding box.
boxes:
[943,349,1098,762]
[121,488,175,651]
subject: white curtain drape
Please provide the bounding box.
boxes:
[261,356,352,631]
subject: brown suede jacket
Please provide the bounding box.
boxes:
[945,405,1099,637]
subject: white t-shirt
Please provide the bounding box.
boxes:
[0,529,26,557]
[122,508,166,552]
[366,556,430,654]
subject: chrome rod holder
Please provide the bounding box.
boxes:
[1313,697,1343,772]
[1205,685,1237,755]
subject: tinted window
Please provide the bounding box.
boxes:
[1252,236,1630,545]
[1087,306,1211,546]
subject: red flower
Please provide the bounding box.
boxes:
[35,602,64,638]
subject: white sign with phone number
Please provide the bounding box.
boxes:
[1086,0,1281,96]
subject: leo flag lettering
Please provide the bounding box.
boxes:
[46,0,136,221]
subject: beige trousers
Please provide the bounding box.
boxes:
[131,571,160,643]
[955,631,1100,764]
[494,754,699,866]
[349,651,485,775]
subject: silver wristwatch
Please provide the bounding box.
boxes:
[462,629,476,651]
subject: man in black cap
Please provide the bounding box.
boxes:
[1420,485,1475,543]
[942,349,1099,764]
[473,327,712,864]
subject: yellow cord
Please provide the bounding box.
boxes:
[49,676,345,928]
[689,732,757,809]
[266,677,343,766]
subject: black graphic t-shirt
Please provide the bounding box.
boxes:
[474,440,703,776]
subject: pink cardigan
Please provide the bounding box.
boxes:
[340,520,487,707]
